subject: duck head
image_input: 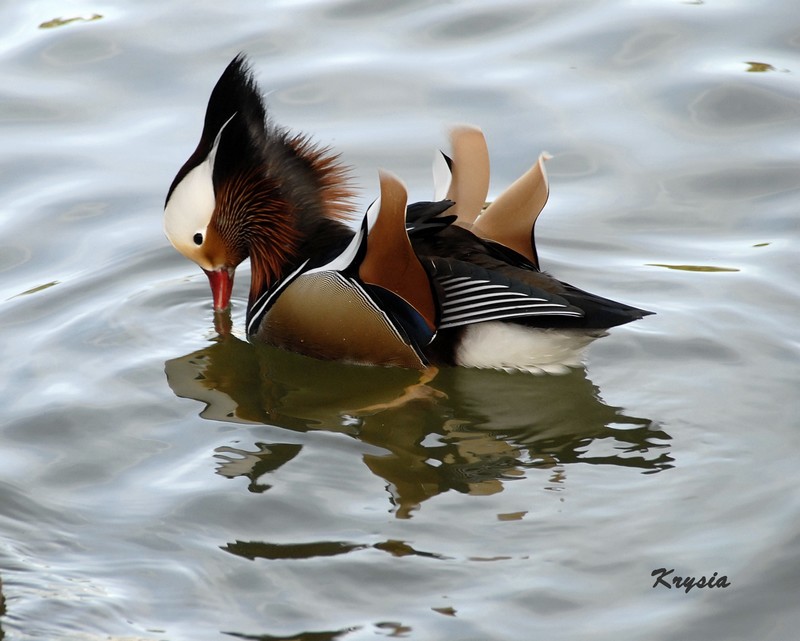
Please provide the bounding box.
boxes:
[164,54,354,311]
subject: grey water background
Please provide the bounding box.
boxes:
[2,1,799,639]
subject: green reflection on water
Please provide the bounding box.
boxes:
[225,626,358,641]
[166,333,671,518]
[224,540,365,561]
[215,442,302,493]
[647,263,739,272]
[222,538,447,562]
[38,14,103,29]
[745,61,777,73]
[9,280,60,299]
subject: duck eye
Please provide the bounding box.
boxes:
[193,233,203,246]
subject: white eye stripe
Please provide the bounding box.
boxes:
[163,157,215,250]
[206,112,237,178]
[163,113,238,262]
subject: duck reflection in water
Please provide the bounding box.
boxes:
[165,329,671,519]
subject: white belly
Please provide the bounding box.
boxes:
[454,322,605,374]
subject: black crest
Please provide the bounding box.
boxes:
[166,54,269,205]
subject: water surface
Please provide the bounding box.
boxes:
[1,1,799,639]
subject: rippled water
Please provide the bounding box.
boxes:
[2,1,799,639]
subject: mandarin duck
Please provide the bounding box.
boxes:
[164,55,651,373]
